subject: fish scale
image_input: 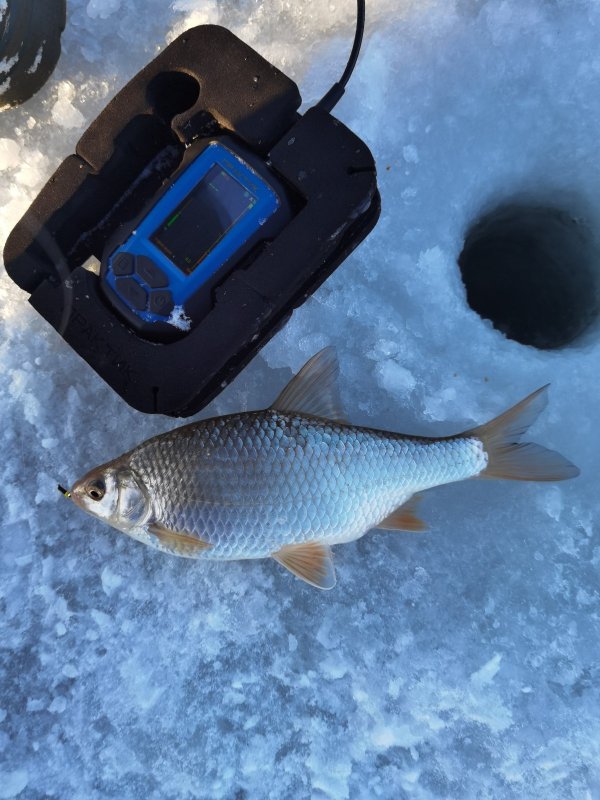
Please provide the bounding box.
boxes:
[125,410,486,559]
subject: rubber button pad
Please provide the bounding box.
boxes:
[112,252,134,276]
[149,290,175,316]
[112,253,174,317]
[116,277,148,311]
[136,256,169,288]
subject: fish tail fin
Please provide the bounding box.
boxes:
[466,385,580,482]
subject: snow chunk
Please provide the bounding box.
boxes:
[372,723,421,749]
[86,0,121,19]
[48,696,67,714]
[15,149,48,188]
[0,139,20,171]
[167,304,192,331]
[536,486,564,521]
[0,771,27,798]
[377,359,416,397]
[101,565,123,595]
[51,82,86,129]
[471,653,503,688]
[403,144,419,164]
[169,0,220,39]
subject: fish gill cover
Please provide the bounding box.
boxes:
[0,1,599,798]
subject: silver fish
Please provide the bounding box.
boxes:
[68,348,579,589]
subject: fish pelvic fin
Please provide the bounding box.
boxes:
[377,494,428,532]
[466,385,580,482]
[147,522,213,557]
[270,347,348,423]
[272,541,336,590]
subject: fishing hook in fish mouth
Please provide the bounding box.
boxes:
[57,484,71,498]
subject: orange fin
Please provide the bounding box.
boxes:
[148,522,213,556]
[270,347,347,423]
[377,494,428,532]
[467,385,580,481]
[272,541,336,590]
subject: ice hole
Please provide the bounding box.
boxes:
[458,204,600,349]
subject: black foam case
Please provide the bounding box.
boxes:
[4,25,380,416]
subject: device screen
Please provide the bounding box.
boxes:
[150,165,258,274]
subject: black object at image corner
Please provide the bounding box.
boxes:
[0,0,66,108]
[4,24,380,417]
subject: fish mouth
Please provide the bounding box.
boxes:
[68,482,88,510]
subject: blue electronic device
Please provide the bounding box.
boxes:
[101,138,293,338]
[6,9,380,416]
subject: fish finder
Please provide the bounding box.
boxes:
[5,2,380,416]
[102,138,293,338]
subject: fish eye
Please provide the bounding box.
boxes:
[86,480,105,501]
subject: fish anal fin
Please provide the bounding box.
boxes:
[148,522,213,556]
[272,541,336,590]
[377,494,427,532]
[270,347,347,423]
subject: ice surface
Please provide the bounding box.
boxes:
[1,1,599,798]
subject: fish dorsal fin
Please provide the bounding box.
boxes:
[377,494,428,532]
[272,541,336,590]
[148,522,213,557]
[270,347,347,423]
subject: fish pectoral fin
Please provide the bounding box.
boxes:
[269,347,348,424]
[147,522,213,556]
[377,494,428,532]
[272,541,336,590]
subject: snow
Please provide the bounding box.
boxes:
[0,138,19,171]
[26,46,44,77]
[0,55,18,76]
[1,0,599,798]
[0,771,28,800]
[51,82,86,129]
[86,0,122,20]
[167,304,192,331]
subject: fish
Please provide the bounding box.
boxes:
[67,348,579,589]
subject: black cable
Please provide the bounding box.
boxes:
[315,0,366,112]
